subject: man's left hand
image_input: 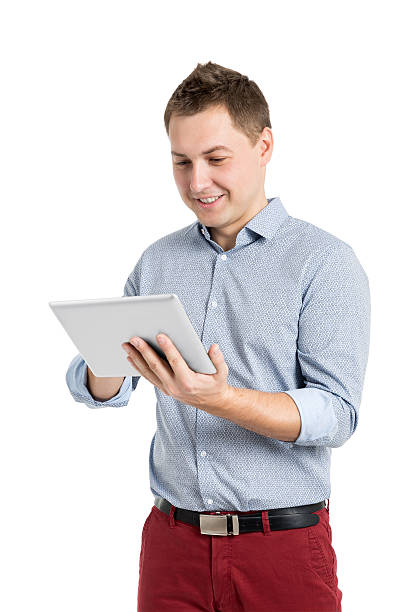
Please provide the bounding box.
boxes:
[121,334,231,416]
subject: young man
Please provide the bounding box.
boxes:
[66,61,370,611]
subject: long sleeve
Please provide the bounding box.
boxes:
[65,271,142,408]
[65,353,133,408]
[283,243,371,447]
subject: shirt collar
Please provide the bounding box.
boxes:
[184,196,289,242]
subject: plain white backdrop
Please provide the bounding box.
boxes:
[1,1,418,610]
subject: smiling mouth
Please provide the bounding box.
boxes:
[195,194,225,208]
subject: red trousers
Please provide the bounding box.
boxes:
[137,500,343,612]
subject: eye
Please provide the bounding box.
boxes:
[175,158,226,166]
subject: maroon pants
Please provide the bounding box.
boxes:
[137,500,343,611]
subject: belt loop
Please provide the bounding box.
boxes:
[262,510,272,536]
[169,504,176,529]
[326,498,330,513]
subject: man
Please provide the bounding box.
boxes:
[66,61,370,611]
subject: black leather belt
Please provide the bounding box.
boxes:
[154,496,325,536]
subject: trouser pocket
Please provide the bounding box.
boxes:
[307,509,337,590]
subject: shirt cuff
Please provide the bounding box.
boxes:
[65,354,132,408]
[283,387,339,445]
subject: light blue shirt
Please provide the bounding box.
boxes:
[66,197,370,511]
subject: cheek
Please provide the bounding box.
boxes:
[222,167,242,192]
[173,171,183,185]
[214,166,235,188]
[173,174,189,195]
[235,160,259,193]
[239,156,256,176]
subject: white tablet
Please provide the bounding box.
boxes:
[49,294,217,377]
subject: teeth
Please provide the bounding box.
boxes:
[199,195,221,203]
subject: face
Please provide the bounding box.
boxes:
[169,104,273,250]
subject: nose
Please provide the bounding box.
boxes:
[189,161,212,194]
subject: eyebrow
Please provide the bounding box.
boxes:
[171,145,233,157]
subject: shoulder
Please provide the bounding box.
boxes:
[286,215,353,259]
[123,221,198,295]
[283,215,367,288]
[141,221,198,259]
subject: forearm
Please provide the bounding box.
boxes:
[86,366,125,402]
[214,386,302,442]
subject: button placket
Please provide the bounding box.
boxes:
[197,251,229,512]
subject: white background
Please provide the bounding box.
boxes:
[1,1,418,610]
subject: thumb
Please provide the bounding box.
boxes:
[209,343,228,376]
[210,343,222,360]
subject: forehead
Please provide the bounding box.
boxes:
[169,105,246,154]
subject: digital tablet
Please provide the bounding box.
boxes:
[49,294,217,377]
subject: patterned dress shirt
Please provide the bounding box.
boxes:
[66,196,370,511]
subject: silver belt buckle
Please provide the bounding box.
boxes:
[199,512,240,536]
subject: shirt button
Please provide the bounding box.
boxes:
[221,254,227,260]
[200,450,207,457]
[207,498,213,505]
[211,300,217,308]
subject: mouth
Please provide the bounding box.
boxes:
[195,194,225,209]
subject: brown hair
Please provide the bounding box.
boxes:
[164,61,271,148]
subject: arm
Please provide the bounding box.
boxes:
[217,243,370,448]
[65,354,134,408]
[86,366,125,401]
[218,386,302,442]
[65,270,142,408]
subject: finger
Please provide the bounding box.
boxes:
[130,337,175,389]
[155,334,191,379]
[126,351,164,389]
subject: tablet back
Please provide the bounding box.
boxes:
[49,294,217,377]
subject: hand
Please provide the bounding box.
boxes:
[121,334,231,416]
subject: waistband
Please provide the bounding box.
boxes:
[153,496,327,536]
